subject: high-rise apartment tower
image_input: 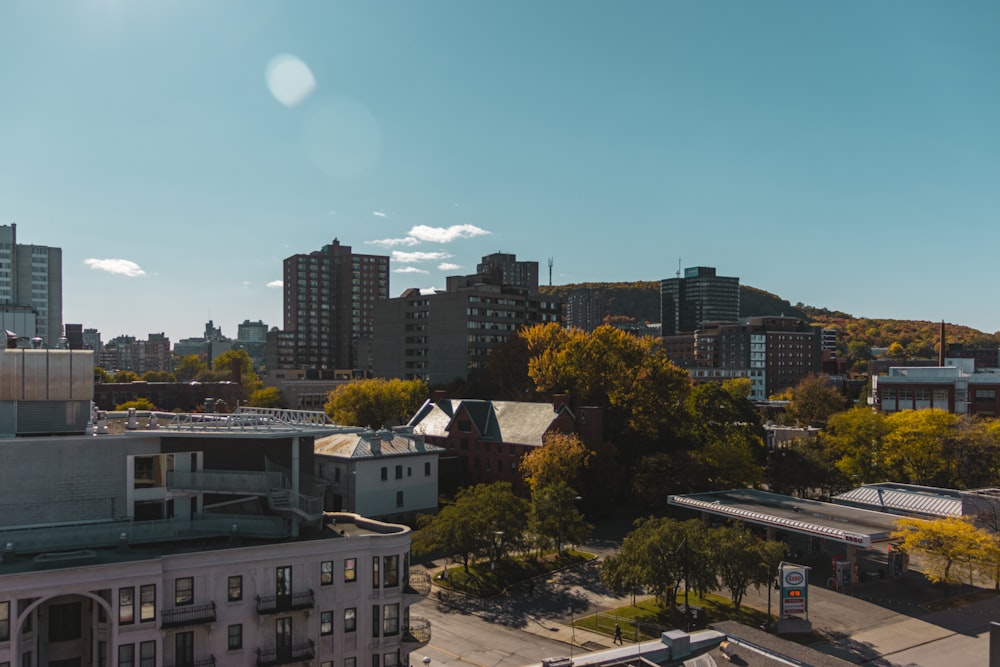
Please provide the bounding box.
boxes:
[660,266,739,336]
[0,223,63,346]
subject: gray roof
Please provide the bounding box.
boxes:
[409,398,564,448]
[314,430,444,460]
[833,483,964,518]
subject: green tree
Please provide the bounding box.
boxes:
[785,375,847,428]
[519,432,593,494]
[412,482,527,572]
[141,370,176,382]
[112,370,139,383]
[711,525,788,611]
[527,481,592,554]
[882,409,960,486]
[324,378,428,428]
[247,386,283,408]
[174,354,207,382]
[212,348,262,394]
[822,407,890,485]
[94,366,110,383]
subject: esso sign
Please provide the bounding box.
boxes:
[844,533,867,545]
[785,571,804,586]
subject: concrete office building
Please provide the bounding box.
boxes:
[0,223,62,346]
[660,266,739,336]
[284,239,389,372]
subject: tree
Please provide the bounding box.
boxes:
[710,525,787,611]
[887,342,906,360]
[112,370,139,383]
[324,378,428,428]
[882,409,959,486]
[785,375,847,428]
[822,407,890,485]
[247,386,283,408]
[174,355,207,382]
[116,398,156,411]
[141,370,176,382]
[213,348,262,394]
[519,432,593,494]
[411,482,527,572]
[892,516,997,588]
[527,481,592,554]
[94,366,110,383]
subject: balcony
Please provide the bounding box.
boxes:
[164,657,215,667]
[403,571,431,599]
[402,616,431,648]
[161,602,216,629]
[256,590,315,615]
[256,641,315,667]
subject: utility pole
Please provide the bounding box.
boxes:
[548,257,553,286]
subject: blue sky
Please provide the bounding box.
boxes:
[2,1,999,343]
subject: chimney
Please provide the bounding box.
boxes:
[432,389,448,403]
[939,320,946,367]
[231,357,243,384]
[369,431,381,455]
[552,394,569,412]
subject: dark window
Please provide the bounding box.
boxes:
[175,632,193,667]
[396,491,404,507]
[458,420,471,432]
[139,640,156,667]
[381,467,388,481]
[321,561,333,586]
[228,576,243,602]
[395,465,402,479]
[48,601,82,642]
[424,462,431,476]
[321,610,333,636]
[371,605,380,637]
[117,644,135,667]
[119,587,135,625]
[0,601,9,642]
[407,467,412,477]
[140,584,155,622]
[175,577,193,606]
[228,624,243,650]
[344,607,357,632]
[345,658,357,667]
[384,555,399,587]
[382,604,399,636]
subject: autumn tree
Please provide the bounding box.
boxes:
[112,370,139,383]
[116,398,156,411]
[821,406,890,485]
[892,516,998,588]
[212,348,263,394]
[882,409,960,486]
[174,354,208,382]
[784,375,847,428]
[324,378,427,428]
[519,432,593,494]
[94,366,110,383]
[247,386,283,408]
[141,370,176,382]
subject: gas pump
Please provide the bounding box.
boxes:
[831,555,856,589]
[887,543,909,578]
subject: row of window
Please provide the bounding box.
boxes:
[380,463,432,480]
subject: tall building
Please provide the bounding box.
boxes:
[284,239,389,371]
[660,266,739,336]
[565,288,605,332]
[475,252,539,292]
[0,223,63,346]
[373,255,562,384]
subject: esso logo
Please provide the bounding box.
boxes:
[844,534,865,545]
[785,572,804,586]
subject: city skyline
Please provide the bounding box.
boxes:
[3,1,999,343]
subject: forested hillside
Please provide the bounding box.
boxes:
[540,282,1000,369]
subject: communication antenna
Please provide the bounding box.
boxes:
[676,258,682,278]
[548,257,553,286]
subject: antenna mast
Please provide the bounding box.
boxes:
[548,257,553,286]
[676,258,681,278]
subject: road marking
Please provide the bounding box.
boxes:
[427,643,487,667]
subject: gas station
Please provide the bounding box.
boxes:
[668,489,911,612]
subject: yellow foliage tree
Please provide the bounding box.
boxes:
[892,516,999,587]
[519,432,593,494]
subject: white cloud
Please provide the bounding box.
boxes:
[438,262,461,271]
[366,237,419,248]
[394,266,429,274]
[372,210,386,217]
[84,258,146,277]
[267,280,284,288]
[408,224,491,243]
[393,250,452,263]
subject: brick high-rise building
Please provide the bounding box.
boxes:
[284,239,389,370]
[0,223,62,346]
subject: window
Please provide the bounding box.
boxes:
[175,632,193,666]
[372,557,380,588]
[371,605,380,637]
[395,465,402,479]
[321,560,333,586]
[407,467,412,477]
[396,491,404,508]
[139,640,156,667]
[384,555,399,587]
[228,624,243,650]
[976,389,996,401]
[344,607,357,632]
[321,610,333,636]
[119,587,135,625]
[345,558,357,582]
[345,658,357,667]
[276,566,292,596]
[117,644,135,667]
[228,576,243,602]
[0,601,8,641]
[175,577,193,606]
[323,663,334,667]
[382,603,399,636]
[372,656,379,667]
[140,584,156,622]
[424,462,431,476]
[380,467,388,481]
[384,652,400,667]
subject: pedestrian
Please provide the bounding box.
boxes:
[613,623,623,645]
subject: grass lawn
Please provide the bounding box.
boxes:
[574,592,771,641]
[434,549,594,598]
